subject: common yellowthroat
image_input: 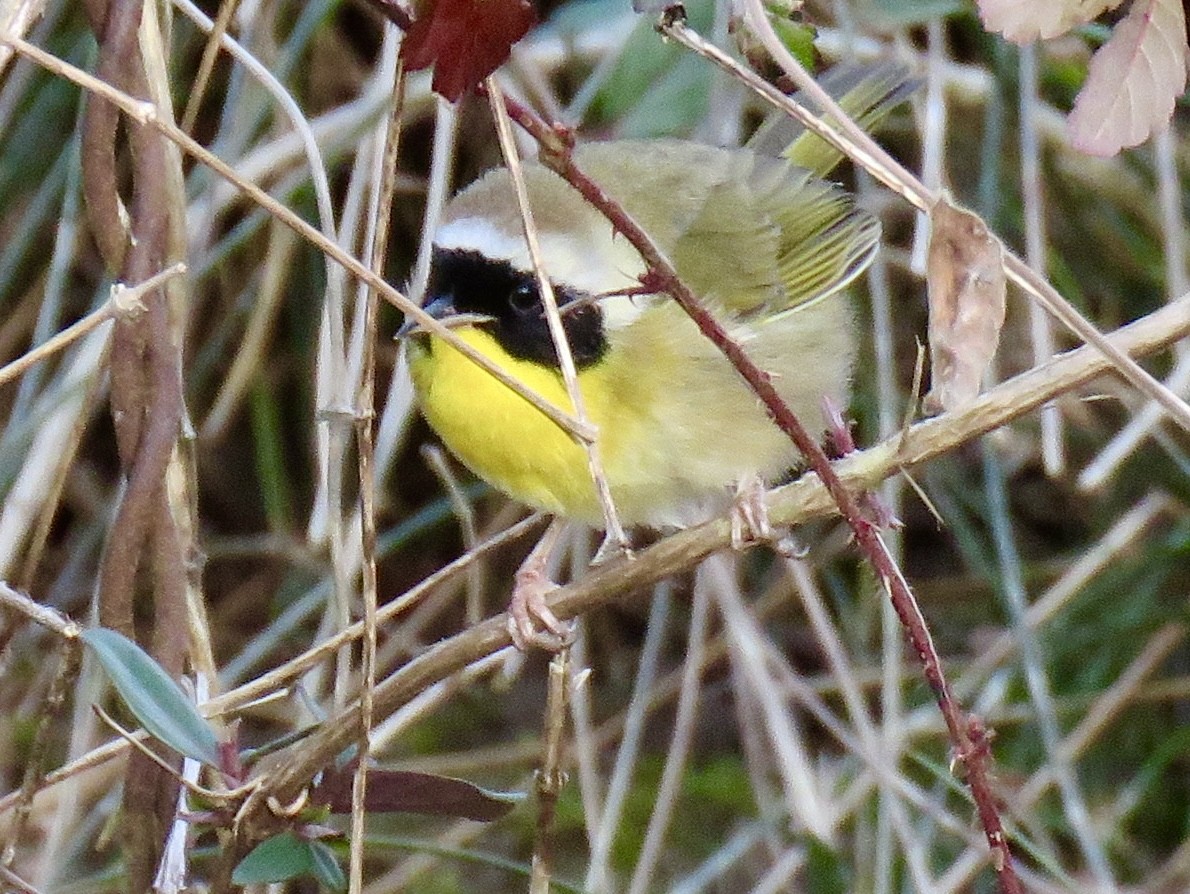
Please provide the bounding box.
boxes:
[405,67,907,542]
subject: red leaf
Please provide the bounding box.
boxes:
[402,0,536,101]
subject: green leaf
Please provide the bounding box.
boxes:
[586,0,714,134]
[770,17,817,71]
[81,628,222,768]
[233,832,315,885]
[805,836,851,894]
[616,53,711,138]
[233,833,346,891]
[309,841,348,892]
[250,380,296,531]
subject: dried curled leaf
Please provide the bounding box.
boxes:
[1068,0,1189,156]
[924,198,1007,413]
[402,0,536,101]
[977,0,1122,42]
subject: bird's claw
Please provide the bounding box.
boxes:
[730,475,773,549]
[508,565,575,651]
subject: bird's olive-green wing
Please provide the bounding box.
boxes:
[575,140,878,319]
[576,141,784,313]
[665,166,785,313]
[669,149,879,318]
[768,168,880,316]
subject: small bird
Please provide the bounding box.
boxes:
[404,67,906,645]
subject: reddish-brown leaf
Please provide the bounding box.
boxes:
[312,765,522,821]
[402,0,536,101]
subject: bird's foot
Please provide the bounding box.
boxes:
[506,519,575,651]
[507,565,574,651]
[730,475,774,550]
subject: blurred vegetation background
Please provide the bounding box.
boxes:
[0,0,1187,891]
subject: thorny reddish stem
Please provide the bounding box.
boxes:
[500,93,1022,893]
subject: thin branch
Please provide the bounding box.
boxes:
[346,41,406,894]
[498,54,1020,888]
[529,650,571,894]
[0,262,184,392]
[179,0,241,133]
[0,864,43,894]
[486,76,628,551]
[0,581,82,639]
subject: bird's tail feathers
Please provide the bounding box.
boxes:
[749,60,917,177]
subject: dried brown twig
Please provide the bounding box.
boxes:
[342,42,407,894]
[530,650,571,894]
[486,76,628,550]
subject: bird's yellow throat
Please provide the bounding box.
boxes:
[408,327,648,525]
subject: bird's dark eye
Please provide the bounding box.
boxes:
[509,282,539,316]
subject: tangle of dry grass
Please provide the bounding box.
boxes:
[0,3,1188,893]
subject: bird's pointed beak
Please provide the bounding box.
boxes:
[396,294,455,340]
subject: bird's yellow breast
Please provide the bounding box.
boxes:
[407,296,848,529]
[408,328,655,525]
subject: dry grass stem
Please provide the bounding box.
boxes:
[1018,43,1064,475]
[486,76,629,550]
[529,649,571,894]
